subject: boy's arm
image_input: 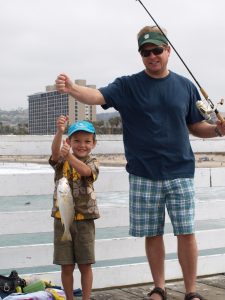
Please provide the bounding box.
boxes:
[55,73,106,105]
[51,131,63,161]
[51,115,68,161]
[69,154,92,177]
[60,141,92,177]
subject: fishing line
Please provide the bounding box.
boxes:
[136,0,224,122]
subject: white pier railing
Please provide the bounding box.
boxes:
[1,165,225,196]
[0,167,225,289]
[0,134,225,156]
[0,204,225,289]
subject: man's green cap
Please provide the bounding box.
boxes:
[138,31,168,51]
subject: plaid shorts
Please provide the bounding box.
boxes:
[129,174,195,237]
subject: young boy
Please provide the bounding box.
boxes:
[49,115,100,300]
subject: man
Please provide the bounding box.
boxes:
[55,26,225,300]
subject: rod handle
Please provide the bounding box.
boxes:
[200,87,209,100]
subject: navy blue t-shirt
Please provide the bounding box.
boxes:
[99,70,204,180]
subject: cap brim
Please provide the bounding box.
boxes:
[68,128,95,136]
[138,39,165,51]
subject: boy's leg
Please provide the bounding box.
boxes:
[75,220,95,300]
[61,264,75,300]
[54,219,76,299]
[78,263,93,300]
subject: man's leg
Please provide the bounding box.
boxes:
[129,175,166,299]
[78,263,93,300]
[61,264,75,300]
[167,178,201,299]
[177,233,198,295]
[145,235,166,300]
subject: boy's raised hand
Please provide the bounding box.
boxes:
[56,115,68,134]
[61,140,71,159]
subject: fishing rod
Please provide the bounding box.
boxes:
[136,0,224,122]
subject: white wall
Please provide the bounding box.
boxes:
[0,135,225,156]
[0,165,224,196]
[0,135,225,196]
[0,135,124,155]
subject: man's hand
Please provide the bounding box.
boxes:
[55,72,106,105]
[216,120,225,136]
[55,73,74,94]
[56,115,68,134]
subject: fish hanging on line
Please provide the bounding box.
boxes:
[57,177,75,241]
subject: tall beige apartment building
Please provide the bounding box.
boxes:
[28,79,96,135]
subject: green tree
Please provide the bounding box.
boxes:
[108,116,122,134]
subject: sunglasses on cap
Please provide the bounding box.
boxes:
[140,47,165,57]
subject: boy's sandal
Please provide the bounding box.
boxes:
[144,287,167,300]
[184,292,205,300]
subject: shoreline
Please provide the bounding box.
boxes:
[1,153,225,168]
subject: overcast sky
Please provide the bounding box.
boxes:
[1,0,225,113]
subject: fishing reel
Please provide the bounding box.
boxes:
[196,98,224,121]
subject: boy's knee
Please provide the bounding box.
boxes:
[78,263,92,274]
[61,264,75,275]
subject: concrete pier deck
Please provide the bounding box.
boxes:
[89,274,225,299]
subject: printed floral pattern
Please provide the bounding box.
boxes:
[49,155,100,220]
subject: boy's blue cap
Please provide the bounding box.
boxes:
[67,120,96,137]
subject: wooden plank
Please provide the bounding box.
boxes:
[91,275,225,300]
[121,284,185,300]
[91,288,141,300]
[113,286,155,299]
[197,274,225,290]
[166,276,225,300]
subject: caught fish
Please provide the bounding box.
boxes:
[57,177,75,241]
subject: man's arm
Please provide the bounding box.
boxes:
[188,120,225,138]
[55,73,106,105]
